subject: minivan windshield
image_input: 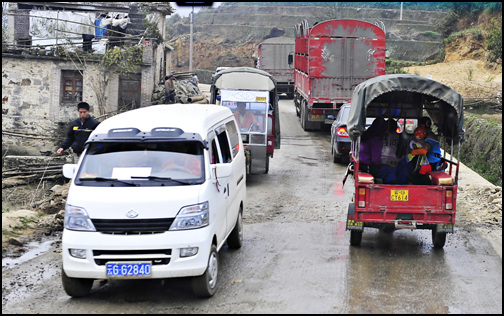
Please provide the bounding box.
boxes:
[75,141,205,186]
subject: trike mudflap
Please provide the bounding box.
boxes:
[346,203,363,231]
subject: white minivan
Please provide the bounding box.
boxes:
[61,103,246,298]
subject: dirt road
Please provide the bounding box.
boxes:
[2,98,502,313]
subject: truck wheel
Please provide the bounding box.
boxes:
[294,93,300,117]
[301,102,309,131]
[227,210,243,249]
[350,230,363,246]
[432,227,447,248]
[192,245,219,298]
[61,268,93,297]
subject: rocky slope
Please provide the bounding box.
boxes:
[168,3,447,83]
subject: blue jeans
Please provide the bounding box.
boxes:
[165,91,175,103]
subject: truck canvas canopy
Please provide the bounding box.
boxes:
[213,67,276,91]
[347,74,465,142]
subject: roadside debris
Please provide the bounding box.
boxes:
[151,72,208,105]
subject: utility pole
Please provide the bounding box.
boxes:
[189,6,193,72]
[400,2,403,21]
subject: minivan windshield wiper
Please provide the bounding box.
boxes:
[78,177,138,186]
[130,175,193,185]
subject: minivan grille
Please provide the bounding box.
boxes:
[92,218,174,233]
[93,249,172,266]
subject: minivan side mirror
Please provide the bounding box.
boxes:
[63,164,77,179]
[214,163,232,178]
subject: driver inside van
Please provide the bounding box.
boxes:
[234,102,260,131]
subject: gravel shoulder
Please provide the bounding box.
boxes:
[455,162,502,258]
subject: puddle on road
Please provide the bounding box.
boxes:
[2,239,55,268]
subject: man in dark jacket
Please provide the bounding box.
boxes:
[164,74,175,103]
[57,102,100,161]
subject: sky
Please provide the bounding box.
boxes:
[170,2,222,17]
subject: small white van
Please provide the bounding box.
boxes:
[61,103,246,298]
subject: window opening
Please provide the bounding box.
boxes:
[62,70,83,103]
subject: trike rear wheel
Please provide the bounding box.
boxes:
[350,230,363,246]
[432,227,447,248]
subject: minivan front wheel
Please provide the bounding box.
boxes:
[61,268,93,297]
[192,245,219,297]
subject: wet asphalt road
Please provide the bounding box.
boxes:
[2,98,502,313]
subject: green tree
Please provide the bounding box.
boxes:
[486,16,502,63]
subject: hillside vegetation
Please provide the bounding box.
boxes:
[462,115,502,186]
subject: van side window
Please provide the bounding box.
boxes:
[226,120,240,158]
[210,138,220,164]
[216,128,232,163]
[207,132,220,164]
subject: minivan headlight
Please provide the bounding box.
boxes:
[64,205,96,231]
[170,202,209,230]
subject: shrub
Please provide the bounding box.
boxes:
[423,31,440,40]
[486,16,502,63]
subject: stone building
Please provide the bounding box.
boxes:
[2,2,174,156]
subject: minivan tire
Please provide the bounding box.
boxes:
[61,268,93,297]
[192,245,219,298]
[227,211,243,249]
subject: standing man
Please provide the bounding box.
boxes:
[192,73,199,86]
[57,102,100,162]
[164,74,176,103]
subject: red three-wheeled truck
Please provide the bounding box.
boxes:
[345,74,465,248]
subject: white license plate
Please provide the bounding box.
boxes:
[106,261,152,278]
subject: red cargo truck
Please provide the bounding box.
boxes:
[291,19,386,131]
